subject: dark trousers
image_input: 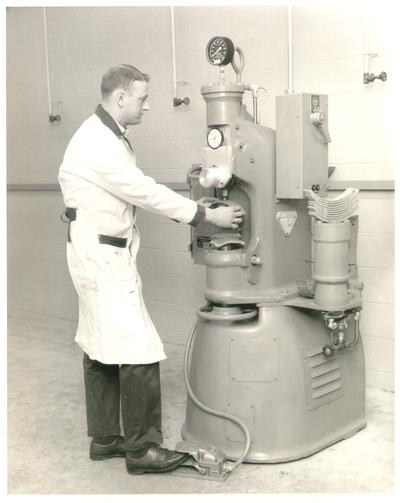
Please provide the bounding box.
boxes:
[83,353,163,451]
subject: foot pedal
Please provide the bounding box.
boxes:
[174,440,234,481]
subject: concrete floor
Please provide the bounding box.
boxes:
[7,307,395,495]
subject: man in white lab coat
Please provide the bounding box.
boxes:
[59,64,244,475]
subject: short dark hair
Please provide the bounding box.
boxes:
[101,65,150,98]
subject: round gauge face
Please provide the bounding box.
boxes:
[207,128,224,149]
[206,36,235,66]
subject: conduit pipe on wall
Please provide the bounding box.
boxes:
[170,6,177,99]
[362,13,377,79]
[42,7,52,115]
[363,13,372,80]
[363,12,387,84]
[42,8,60,122]
[170,6,190,107]
[287,5,294,94]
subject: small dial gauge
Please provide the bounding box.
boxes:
[207,128,224,149]
[206,36,235,66]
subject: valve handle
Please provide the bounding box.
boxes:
[173,97,190,107]
[364,71,387,84]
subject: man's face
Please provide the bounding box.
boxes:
[119,80,149,126]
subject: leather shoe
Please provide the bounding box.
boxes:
[90,435,127,461]
[126,445,189,474]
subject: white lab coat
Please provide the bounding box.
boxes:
[58,112,198,364]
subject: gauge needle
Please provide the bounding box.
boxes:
[211,46,222,57]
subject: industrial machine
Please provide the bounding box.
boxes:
[176,36,366,480]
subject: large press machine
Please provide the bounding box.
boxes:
[176,37,366,480]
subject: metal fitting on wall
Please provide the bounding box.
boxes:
[363,71,387,84]
[173,97,190,107]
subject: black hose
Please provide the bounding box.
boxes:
[184,318,252,471]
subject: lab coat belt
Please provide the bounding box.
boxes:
[60,208,127,247]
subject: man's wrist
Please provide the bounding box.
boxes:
[189,204,206,226]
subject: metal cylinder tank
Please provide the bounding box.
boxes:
[313,220,351,307]
[201,84,245,125]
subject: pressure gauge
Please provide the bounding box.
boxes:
[206,36,235,66]
[207,128,224,149]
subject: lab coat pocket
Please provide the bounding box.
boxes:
[67,244,99,291]
[97,245,142,328]
[99,245,137,284]
[97,269,145,359]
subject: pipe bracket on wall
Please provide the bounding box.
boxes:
[49,114,61,122]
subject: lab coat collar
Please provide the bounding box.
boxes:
[95,104,127,137]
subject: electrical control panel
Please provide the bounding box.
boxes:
[276,93,330,199]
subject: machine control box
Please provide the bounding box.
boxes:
[276,93,329,199]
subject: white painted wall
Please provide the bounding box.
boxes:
[7,6,395,391]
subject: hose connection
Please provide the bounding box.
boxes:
[321,309,361,357]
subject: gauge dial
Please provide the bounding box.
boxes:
[206,36,235,66]
[207,128,224,149]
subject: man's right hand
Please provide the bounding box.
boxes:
[199,198,245,229]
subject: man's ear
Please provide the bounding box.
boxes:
[116,90,126,108]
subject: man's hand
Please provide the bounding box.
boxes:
[197,197,245,229]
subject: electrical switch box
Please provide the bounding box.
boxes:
[276,93,330,199]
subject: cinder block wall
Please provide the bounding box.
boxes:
[7,6,395,391]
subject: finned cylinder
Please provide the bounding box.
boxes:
[202,84,245,125]
[313,220,351,307]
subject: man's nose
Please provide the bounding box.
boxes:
[142,100,150,111]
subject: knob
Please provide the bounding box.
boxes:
[310,112,331,143]
[322,344,336,358]
[250,255,263,266]
[310,111,325,126]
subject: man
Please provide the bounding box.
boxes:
[58,64,244,475]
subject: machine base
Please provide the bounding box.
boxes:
[181,420,367,464]
[181,305,366,463]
